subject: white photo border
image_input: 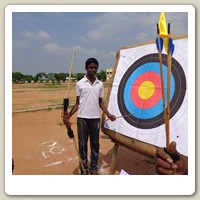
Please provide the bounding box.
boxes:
[5,4,195,195]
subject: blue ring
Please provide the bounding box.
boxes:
[124,62,175,119]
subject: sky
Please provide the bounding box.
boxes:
[12,11,188,75]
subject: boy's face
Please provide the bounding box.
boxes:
[86,63,98,76]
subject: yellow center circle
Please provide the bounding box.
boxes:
[138,81,155,100]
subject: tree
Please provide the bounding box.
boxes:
[24,75,33,83]
[76,73,85,81]
[54,73,67,82]
[47,73,56,81]
[12,72,25,83]
[33,72,47,82]
[97,70,106,81]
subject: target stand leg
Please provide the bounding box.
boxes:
[109,141,119,175]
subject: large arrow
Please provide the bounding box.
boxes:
[156,14,168,148]
[157,12,180,162]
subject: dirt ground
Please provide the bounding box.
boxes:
[12,83,158,175]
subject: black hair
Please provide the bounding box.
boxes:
[85,58,99,70]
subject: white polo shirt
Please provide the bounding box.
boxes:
[76,75,104,118]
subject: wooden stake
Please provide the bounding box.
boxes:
[109,142,119,175]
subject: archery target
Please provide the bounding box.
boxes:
[104,38,188,156]
[118,53,186,129]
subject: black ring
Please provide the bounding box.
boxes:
[117,53,186,129]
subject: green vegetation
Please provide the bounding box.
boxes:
[12,70,107,84]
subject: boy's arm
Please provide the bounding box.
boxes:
[68,96,79,117]
[99,98,116,121]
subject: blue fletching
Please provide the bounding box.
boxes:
[156,37,163,53]
[169,38,175,55]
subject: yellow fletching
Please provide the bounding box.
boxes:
[158,12,168,38]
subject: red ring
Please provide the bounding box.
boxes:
[131,72,162,109]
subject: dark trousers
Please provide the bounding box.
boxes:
[77,118,100,173]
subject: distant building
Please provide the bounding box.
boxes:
[38,76,56,83]
[66,77,76,82]
[106,68,113,81]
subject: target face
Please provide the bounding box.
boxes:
[103,37,188,156]
[117,53,186,129]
